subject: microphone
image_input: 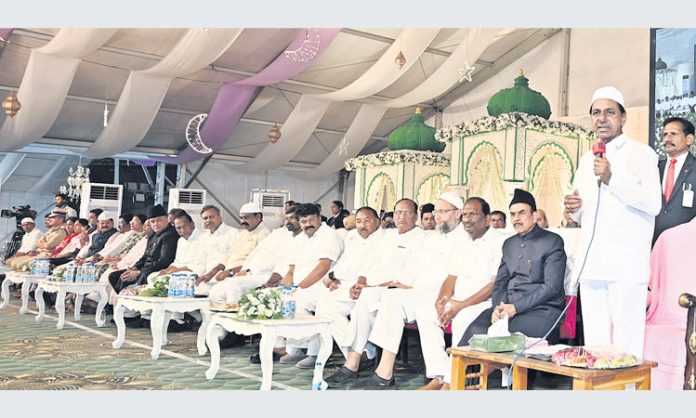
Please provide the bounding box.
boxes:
[592,141,606,187]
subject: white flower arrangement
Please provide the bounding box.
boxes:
[435,112,596,143]
[237,287,283,320]
[345,150,450,171]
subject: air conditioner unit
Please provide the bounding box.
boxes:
[250,189,289,229]
[79,182,123,219]
[169,188,206,230]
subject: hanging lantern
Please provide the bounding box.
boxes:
[2,91,21,118]
[395,51,406,69]
[268,123,281,143]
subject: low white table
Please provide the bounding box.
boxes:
[204,313,333,390]
[112,295,210,360]
[0,271,42,314]
[34,278,109,329]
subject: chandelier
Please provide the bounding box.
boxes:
[59,163,90,201]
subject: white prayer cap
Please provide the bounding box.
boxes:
[20,217,35,225]
[97,211,113,221]
[437,191,464,210]
[589,86,625,111]
[239,202,262,215]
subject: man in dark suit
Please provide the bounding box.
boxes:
[653,117,696,246]
[459,189,567,345]
[108,204,179,294]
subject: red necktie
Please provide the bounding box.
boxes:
[664,158,677,201]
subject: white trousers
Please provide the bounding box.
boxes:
[285,284,329,356]
[368,289,429,354]
[580,280,648,358]
[208,274,267,306]
[416,299,490,383]
[338,287,386,355]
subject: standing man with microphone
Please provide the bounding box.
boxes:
[563,86,661,358]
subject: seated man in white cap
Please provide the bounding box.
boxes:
[416,197,505,390]
[203,202,271,292]
[4,217,42,263]
[209,204,303,307]
[193,205,239,295]
[91,213,136,262]
[73,211,118,262]
[343,192,468,390]
[318,198,425,383]
[564,86,661,358]
[7,211,68,270]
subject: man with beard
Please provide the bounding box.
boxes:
[315,206,385,368]
[276,203,344,368]
[416,197,505,390]
[344,192,467,390]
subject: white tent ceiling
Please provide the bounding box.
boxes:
[0,27,558,192]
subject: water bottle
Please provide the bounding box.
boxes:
[86,264,95,283]
[167,275,176,297]
[65,264,75,283]
[280,285,297,319]
[30,261,36,275]
[311,361,327,390]
[186,274,195,298]
[76,264,84,283]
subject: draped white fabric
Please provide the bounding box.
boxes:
[84,29,243,158]
[303,29,501,177]
[244,29,440,173]
[0,29,116,151]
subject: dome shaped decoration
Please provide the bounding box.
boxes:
[487,70,551,119]
[387,108,445,153]
[655,57,668,71]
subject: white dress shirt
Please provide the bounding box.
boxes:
[359,226,426,286]
[448,227,505,300]
[661,151,688,193]
[199,223,239,271]
[242,227,294,276]
[222,223,271,270]
[570,134,662,284]
[171,228,206,275]
[17,228,42,253]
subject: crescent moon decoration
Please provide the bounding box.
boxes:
[185,113,213,154]
[284,28,321,63]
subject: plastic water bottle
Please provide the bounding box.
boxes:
[86,264,96,282]
[186,274,195,298]
[76,264,84,283]
[311,361,327,390]
[167,275,176,297]
[280,285,297,319]
[65,264,75,283]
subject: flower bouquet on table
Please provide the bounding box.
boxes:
[237,287,283,320]
[138,275,170,297]
[551,346,639,369]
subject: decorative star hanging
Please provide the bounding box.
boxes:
[338,137,350,156]
[458,61,475,83]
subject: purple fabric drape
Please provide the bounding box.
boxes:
[152,28,341,165]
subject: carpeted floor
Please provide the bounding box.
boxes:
[0,292,433,390]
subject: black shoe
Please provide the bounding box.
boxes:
[124,317,145,328]
[346,372,395,390]
[326,366,359,389]
[359,356,376,371]
[249,352,283,364]
[167,320,190,333]
[219,332,246,349]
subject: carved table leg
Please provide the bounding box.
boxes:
[35,286,45,323]
[95,288,108,327]
[74,293,83,321]
[205,323,222,380]
[150,306,165,360]
[197,309,210,355]
[112,303,126,349]
[19,278,31,314]
[55,288,66,329]
[0,276,10,309]
[259,327,276,390]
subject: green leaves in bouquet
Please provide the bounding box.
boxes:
[237,287,283,320]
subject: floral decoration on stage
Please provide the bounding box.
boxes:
[237,287,283,320]
[434,111,596,143]
[345,150,450,171]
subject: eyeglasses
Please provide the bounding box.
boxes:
[393,210,416,217]
[432,209,459,215]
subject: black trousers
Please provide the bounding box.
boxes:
[108,269,129,295]
[459,305,563,347]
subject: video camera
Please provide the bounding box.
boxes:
[1,205,37,224]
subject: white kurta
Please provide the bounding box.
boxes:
[221,223,271,270]
[368,224,469,355]
[416,226,505,382]
[98,230,137,258]
[17,228,42,253]
[195,223,239,295]
[208,229,300,306]
[571,133,661,358]
[171,228,206,274]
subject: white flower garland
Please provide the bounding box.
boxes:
[435,112,596,143]
[345,150,450,171]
